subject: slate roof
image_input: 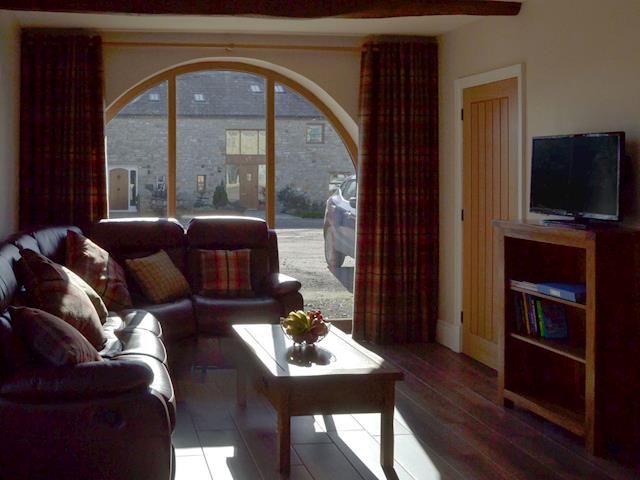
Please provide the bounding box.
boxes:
[118,71,323,118]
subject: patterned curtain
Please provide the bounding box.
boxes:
[353,37,439,344]
[19,30,107,230]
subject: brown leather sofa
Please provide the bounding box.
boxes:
[0,216,303,480]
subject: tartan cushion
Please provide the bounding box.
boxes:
[126,250,191,304]
[66,230,132,311]
[199,249,252,295]
[16,249,107,349]
[10,306,102,366]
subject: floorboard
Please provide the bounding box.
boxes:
[169,339,639,480]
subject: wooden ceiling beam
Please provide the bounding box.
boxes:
[0,1,522,19]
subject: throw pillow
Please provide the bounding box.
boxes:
[10,307,102,366]
[125,250,191,303]
[65,229,132,311]
[16,249,107,349]
[198,249,252,295]
[61,266,109,324]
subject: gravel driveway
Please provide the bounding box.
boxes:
[276,228,355,320]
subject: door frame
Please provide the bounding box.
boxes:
[442,64,525,353]
[108,166,139,213]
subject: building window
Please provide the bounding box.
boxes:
[196,175,206,193]
[156,175,166,192]
[149,93,160,101]
[226,129,266,155]
[249,84,262,93]
[193,93,205,102]
[306,124,325,144]
[274,84,285,93]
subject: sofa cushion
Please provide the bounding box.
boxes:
[0,312,35,378]
[16,249,106,349]
[66,230,132,311]
[193,294,281,335]
[88,218,187,298]
[100,329,167,364]
[113,353,176,429]
[198,249,252,296]
[126,250,191,304]
[61,266,108,323]
[104,310,162,337]
[135,298,196,342]
[10,307,102,366]
[0,242,21,312]
[0,359,153,401]
[186,217,271,293]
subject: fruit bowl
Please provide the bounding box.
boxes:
[281,310,331,346]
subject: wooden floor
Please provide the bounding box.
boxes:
[168,338,639,480]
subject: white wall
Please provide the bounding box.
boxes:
[0,11,19,238]
[102,32,361,139]
[438,0,640,350]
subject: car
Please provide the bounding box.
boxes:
[323,175,356,268]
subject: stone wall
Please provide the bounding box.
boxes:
[106,114,354,218]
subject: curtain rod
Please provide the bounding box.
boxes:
[102,41,361,53]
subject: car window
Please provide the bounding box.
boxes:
[341,180,355,200]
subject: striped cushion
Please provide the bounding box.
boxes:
[199,249,252,295]
[16,249,107,349]
[10,307,102,366]
[66,230,132,311]
[126,250,191,303]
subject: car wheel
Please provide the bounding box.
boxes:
[324,229,345,268]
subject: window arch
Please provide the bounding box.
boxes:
[105,61,357,226]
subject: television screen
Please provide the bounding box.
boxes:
[530,133,623,220]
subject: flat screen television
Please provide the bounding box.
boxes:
[530,132,624,221]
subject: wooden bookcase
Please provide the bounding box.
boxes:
[494,221,640,457]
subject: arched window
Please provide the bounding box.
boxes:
[105,62,356,225]
[106,62,357,320]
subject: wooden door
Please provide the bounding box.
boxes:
[239,165,259,209]
[462,78,518,369]
[109,168,129,210]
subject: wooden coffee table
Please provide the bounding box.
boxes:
[232,323,403,473]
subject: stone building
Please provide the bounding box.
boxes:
[105,71,354,220]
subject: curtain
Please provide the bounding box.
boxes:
[353,37,439,344]
[19,30,107,229]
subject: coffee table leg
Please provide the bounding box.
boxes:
[236,364,247,407]
[380,382,395,467]
[277,396,291,473]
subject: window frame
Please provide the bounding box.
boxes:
[105,61,357,226]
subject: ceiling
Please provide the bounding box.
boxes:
[11,10,489,37]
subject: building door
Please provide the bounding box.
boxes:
[109,168,129,210]
[462,77,518,369]
[239,165,259,209]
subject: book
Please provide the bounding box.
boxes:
[535,300,546,337]
[537,282,586,304]
[539,302,569,339]
[527,295,538,335]
[510,279,538,292]
[513,293,525,333]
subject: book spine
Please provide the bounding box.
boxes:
[522,292,530,334]
[535,300,546,338]
[527,295,538,336]
[514,294,524,333]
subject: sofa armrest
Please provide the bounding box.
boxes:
[264,273,302,297]
[0,360,153,401]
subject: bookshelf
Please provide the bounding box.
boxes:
[494,221,640,458]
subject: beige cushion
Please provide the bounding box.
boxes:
[126,250,191,304]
